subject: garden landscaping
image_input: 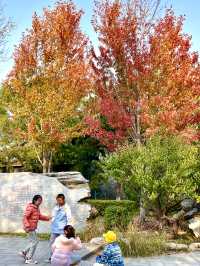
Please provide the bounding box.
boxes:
[1,236,200,265]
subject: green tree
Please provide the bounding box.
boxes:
[0,143,41,172]
[53,136,105,180]
[100,136,199,218]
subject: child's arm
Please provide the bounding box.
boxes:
[73,237,82,250]
[39,210,50,221]
[51,207,57,222]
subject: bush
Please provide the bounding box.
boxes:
[87,199,137,216]
[119,228,166,257]
[104,206,132,230]
[100,136,199,217]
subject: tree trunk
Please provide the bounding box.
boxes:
[42,156,48,173]
[139,191,146,224]
[42,150,53,173]
[48,151,53,173]
[116,182,123,200]
[129,92,145,222]
[156,194,164,219]
[134,96,146,223]
[135,95,142,146]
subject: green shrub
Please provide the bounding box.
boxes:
[100,136,199,216]
[104,206,132,230]
[87,199,137,216]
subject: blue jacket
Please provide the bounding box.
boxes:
[51,205,72,234]
[96,242,124,266]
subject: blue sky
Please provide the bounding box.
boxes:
[1,0,200,81]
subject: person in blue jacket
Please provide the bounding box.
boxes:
[46,194,72,263]
[96,231,124,266]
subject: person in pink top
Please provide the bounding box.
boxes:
[20,195,50,264]
[51,225,82,266]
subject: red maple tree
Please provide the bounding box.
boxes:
[87,0,200,150]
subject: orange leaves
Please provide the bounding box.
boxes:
[3,1,90,161]
[145,10,200,140]
[2,0,200,156]
[13,1,88,79]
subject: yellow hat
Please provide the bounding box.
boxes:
[103,231,117,243]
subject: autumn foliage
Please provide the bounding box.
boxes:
[2,0,200,171]
[3,1,90,172]
[86,0,200,150]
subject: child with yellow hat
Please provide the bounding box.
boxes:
[95,231,124,266]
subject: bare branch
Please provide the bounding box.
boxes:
[0,3,14,61]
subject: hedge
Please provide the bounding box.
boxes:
[87,199,137,216]
[104,206,132,230]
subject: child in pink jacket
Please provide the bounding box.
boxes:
[51,225,82,266]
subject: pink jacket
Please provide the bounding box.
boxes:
[52,235,82,253]
[23,203,49,231]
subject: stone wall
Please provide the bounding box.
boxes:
[0,172,91,233]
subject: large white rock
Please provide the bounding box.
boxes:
[189,242,200,251]
[165,242,188,251]
[189,217,200,238]
[0,172,91,233]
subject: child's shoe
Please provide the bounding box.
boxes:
[25,259,38,264]
[44,258,51,263]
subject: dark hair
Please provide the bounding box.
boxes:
[32,195,42,204]
[56,194,65,200]
[64,225,75,239]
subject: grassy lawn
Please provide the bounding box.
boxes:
[0,232,50,240]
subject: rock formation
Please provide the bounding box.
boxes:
[0,172,91,233]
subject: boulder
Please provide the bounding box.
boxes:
[184,208,199,220]
[189,217,200,238]
[189,243,200,251]
[165,242,188,251]
[46,172,89,188]
[0,172,91,233]
[181,198,195,212]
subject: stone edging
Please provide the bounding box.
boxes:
[166,242,200,251]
